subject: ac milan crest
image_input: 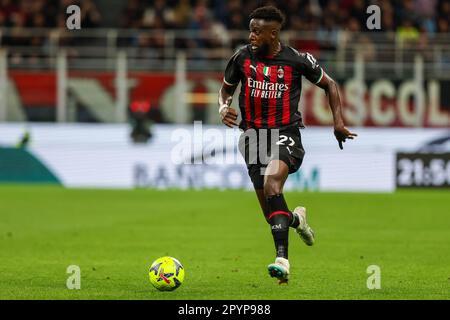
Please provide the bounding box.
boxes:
[277,67,284,79]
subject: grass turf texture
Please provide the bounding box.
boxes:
[0,185,449,300]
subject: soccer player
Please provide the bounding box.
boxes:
[218,6,357,284]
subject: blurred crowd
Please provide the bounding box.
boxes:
[1,0,448,34]
[0,0,101,65]
[0,0,449,64]
[119,0,450,34]
[0,0,101,29]
[117,0,450,62]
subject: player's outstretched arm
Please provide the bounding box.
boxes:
[316,73,357,150]
[218,82,238,128]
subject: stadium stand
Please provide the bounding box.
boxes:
[0,0,449,123]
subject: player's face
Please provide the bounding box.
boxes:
[248,19,274,56]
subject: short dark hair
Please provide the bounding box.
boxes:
[249,6,285,27]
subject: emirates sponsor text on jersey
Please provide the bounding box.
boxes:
[247,77,288,99]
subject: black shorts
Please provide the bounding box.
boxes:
[238,125,305,190]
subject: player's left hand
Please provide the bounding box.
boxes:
[334,126,357,150]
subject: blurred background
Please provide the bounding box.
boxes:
[0,0,449,190]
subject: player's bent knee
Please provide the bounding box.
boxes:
[263,179,283,198]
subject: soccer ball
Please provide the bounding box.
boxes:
[148,256,185,291]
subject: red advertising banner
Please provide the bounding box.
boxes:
[9,71,450,127]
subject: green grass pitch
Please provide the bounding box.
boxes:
[0,185,449,299]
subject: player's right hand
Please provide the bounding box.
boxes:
[220,106,238,128]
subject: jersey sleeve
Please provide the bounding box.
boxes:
[300,52,324,84]
[223,49,242,86]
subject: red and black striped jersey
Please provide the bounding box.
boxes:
[223,44,323,130]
